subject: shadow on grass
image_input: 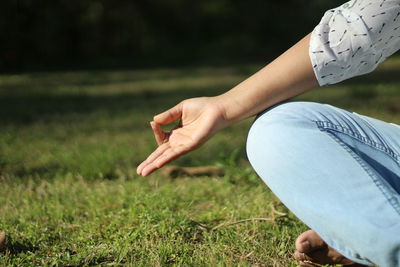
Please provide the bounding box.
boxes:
[13,164,62,179]
[1,67,399,127]
[3,238,39,255]
[0,86,225,126]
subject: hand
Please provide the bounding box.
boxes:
[136,97,228,176]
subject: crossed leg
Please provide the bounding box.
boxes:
[246,102,400,267]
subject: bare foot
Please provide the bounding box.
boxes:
[294,230,367,267]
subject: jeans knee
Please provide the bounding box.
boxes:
[246,101,329,186]
[247,106,293,179]
[246,102,318,164]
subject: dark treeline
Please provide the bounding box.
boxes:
[3,0,344,71]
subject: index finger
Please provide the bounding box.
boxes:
[150,121,167,145]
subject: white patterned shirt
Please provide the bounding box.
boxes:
[310,0,400,86]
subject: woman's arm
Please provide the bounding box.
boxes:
[137,1,400,176]
[219,0,400,121]
[214,33,318,124]
[137,34,318,176]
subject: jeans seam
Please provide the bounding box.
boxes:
[321,128,400,216]
[315,120,400,166]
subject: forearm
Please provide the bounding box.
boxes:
[214,33,319,124]
[138,0,400,177]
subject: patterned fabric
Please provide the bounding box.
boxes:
[310,0,400,86]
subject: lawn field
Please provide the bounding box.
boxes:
[1,57,399,266]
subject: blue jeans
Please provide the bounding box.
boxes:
[246,102,400,267]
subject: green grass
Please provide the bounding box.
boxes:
[1,57,399,266]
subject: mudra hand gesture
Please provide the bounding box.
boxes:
[136,97,228,176]
[137,34,315,177]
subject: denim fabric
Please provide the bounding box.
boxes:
[246,101,400,267]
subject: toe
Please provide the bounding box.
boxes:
[294,250,320,267]
[295,230,326,253]
[296,246,361,266]
[294,250,313,261]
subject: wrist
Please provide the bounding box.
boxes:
[211,94,239,126]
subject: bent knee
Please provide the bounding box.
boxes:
[245,102,328,179]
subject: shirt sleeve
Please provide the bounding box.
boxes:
[309,0,400,86]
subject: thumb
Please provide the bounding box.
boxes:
[154,102,183,125]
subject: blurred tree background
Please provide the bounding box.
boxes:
[3,0,345,72]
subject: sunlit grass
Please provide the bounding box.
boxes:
[0,57,399,266]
